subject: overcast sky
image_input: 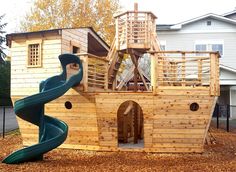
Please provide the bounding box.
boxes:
[0,0,236,34]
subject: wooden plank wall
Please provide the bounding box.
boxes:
[15,91,216,152]
[152,95,214,153]
[46,90,99,149]
[61,29,88,54]
[95,93,154,151]
[13,90,100,150]
[95,92,215,153]
[11,34,62,96]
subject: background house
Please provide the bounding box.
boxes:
[157,9,236,118]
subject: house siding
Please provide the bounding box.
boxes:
[179,18,236,33]
[61,29,88,54]
[11,34,62,96]
[158,23,236,69]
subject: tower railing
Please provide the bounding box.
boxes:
[115,11,156,51]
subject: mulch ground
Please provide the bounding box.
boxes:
[0,127,236,172]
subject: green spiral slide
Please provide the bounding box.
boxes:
[2,54,83,164]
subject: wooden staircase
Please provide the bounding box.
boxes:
[108,52,124,89]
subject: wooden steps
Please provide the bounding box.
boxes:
[108,52,124,89]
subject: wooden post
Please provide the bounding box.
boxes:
[216,53,220,96]
[134,3,138,44]
[137,105,141,139]
[123,101,134,143]
[134,67,138,92]
[198,59,203,85]
[133,103,138,144]
[151,54,157,94]
[123,113,127,143]
[115,18,119,50]
[171,62,177,86]
[82,56,88,92]
[134,2,138,12]
[145,13,148,45]
[130,53,140,92]
[210,53,217,95]
[112,77,116,90]
[181,52,186,86]
[126,13,129,47]
[137,66,149,90]
[104,63,108,90]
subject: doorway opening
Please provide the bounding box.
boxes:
[117,100,144,148]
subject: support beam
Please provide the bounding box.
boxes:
[181,52,186,87]
[134,67,138,92]
[130,52,149,91]
[151,54,157,94]
[137,66,149,91]
[130,53,139,92]
[116,65,135,90]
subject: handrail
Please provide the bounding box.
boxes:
[114,11,157,19]
[148,50,221,56]
[150,50,220,96]
[75,53,109,62]
[106,38,116,61]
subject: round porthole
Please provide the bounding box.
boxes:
[190,103,199,111]
[65,101,72,109]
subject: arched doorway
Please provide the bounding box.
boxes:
[117,100,144,148]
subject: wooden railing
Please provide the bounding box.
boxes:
[75,53,108,92]
[150,51,220,96]
[115,11,156,50]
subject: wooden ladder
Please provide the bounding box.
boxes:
[108,52,124,89]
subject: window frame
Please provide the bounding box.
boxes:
[194,40,224,56]
[70,40,81,54]
[26,40,42,68]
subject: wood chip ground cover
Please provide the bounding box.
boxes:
[0,127,236,171]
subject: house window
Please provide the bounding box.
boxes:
[195,40,223,56]
[72,46,80,54]
[27,40,42,67]
[196,44,207,51]
[207,20,212,26]
[70,41,80,54]
[212,44,223,55]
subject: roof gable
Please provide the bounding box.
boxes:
[171,13,236,30]
[222,10,236,18]
[157,13,236,31]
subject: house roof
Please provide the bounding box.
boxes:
[6,27,109,48]
[157,13,236,31]
[222,9,236,17]
[220,64,236,73]
[156,24,173,31]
